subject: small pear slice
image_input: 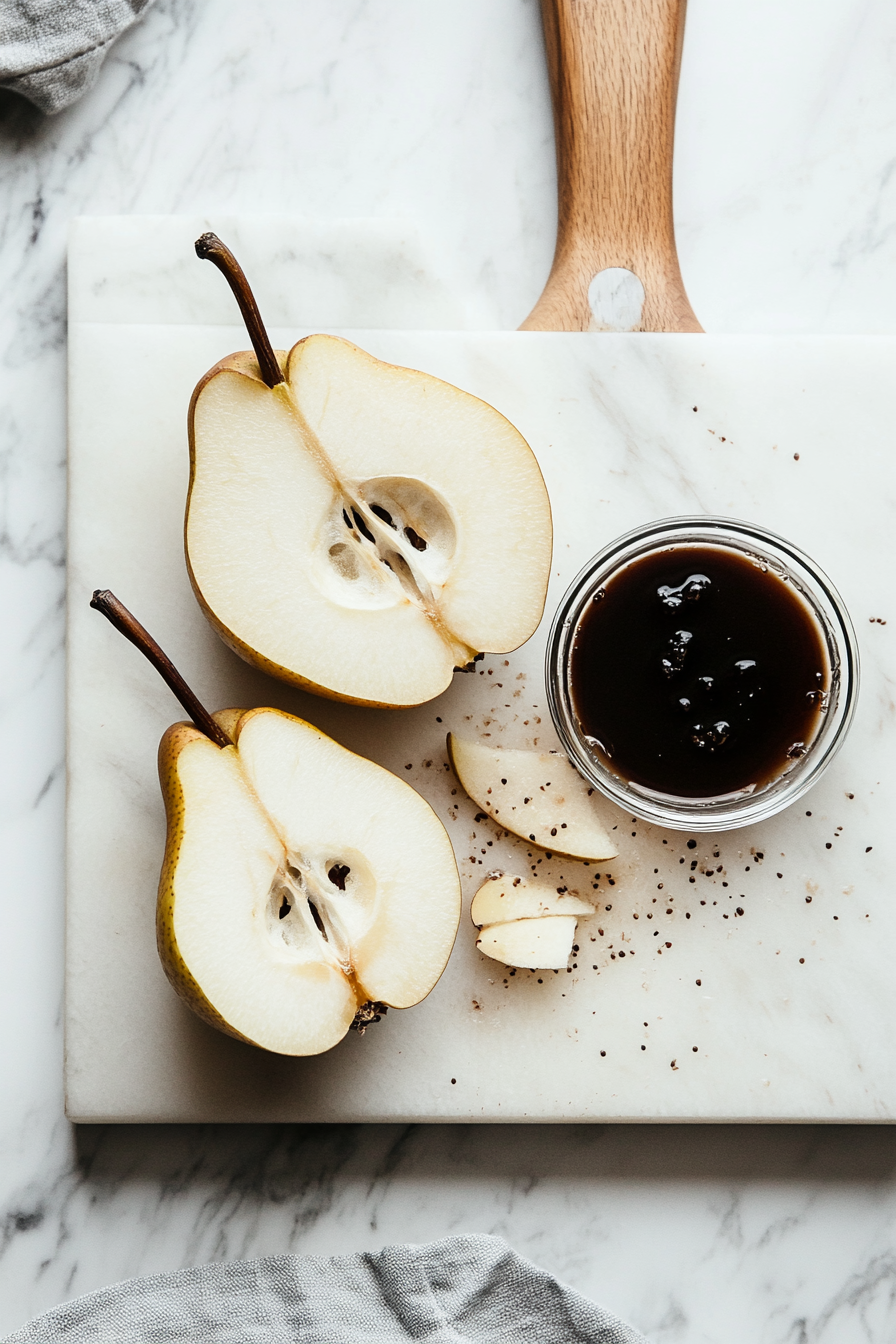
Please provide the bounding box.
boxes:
[470,873,594,927]
[476,916,578,971]
[447,735,618,860]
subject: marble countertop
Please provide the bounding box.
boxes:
[2,0,896,1338]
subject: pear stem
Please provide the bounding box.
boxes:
[90,590,232,749]
[194,232,284,390]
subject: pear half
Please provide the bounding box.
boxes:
[186,335,553,707]
[471,872,594,971]
[158,706,461,1055]
[447,735,619,860]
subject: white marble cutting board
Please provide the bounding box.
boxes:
[67,216,896,1123]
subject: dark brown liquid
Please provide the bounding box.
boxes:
[569,545,828,799]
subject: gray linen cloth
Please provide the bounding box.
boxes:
[0,0,155,114]
[3,1234,648,1343]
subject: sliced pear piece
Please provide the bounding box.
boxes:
[476,916,578,971]
[470,872,594,926]
[447,735,618,860]
[91,591,461,1057]
[186,235,553,708]
[471,872,592,971]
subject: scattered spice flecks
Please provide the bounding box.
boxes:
[438,651,873,1019]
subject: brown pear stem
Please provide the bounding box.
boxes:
[90,590,232,749]
[194,232,284,389]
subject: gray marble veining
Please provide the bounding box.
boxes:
[2,0,896,1338]
[7,1123,896,1342]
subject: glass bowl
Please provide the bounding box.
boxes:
[545,516,859,832]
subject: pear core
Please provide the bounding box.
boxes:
[186,335,553,707]
[157,707,461,1055]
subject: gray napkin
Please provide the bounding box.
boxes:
[4,1234,647,1343]
[0,0,155,114]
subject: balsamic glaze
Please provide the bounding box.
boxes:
[569,545,828,799]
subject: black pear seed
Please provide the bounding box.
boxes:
[352,509,376,543]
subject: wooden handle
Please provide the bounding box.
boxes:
[521,0,702,332]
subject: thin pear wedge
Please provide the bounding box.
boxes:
[92,591,461,1057]
[447,734,619,860]
[186,234,552,708]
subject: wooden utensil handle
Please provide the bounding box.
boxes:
[521,0,702,332]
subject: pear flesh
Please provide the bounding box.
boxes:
[447,735,619,860]
[477,917,580,972]
[471,872,594,971]
[187,336,553,708]
[158,707,461,1055]
[470,872,594,925]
